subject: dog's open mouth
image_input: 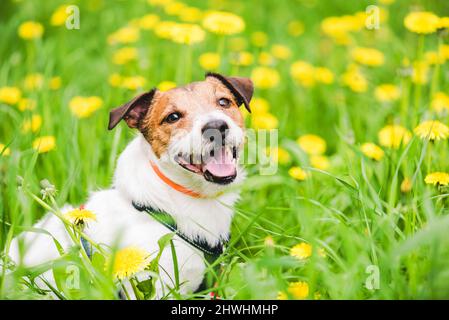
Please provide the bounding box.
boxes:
[175,146,237,185]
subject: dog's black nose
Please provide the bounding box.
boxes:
[202,120,229,142]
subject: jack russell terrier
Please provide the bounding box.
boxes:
[8,73,254,298]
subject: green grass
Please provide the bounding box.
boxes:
[2,0,449,299]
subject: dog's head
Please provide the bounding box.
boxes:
[108,73,253,187]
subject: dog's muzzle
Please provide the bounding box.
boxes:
[175,123,239,185]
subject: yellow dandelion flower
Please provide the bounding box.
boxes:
[251,67,280,89]
[439,45,449,60]
[425,172,449,186]
[139,14,160,30]
[251,31,268,47]
[147,0,174,6]
[18,21,44,40]
[18,98,36,111]
[24,73,44,91]
[0,143,11,157]
[51,5,70,26]
[121,76,146,91]
[341,65,367,93]
[113,246,150,280]
[290,242,312,260]
[288,167,309,181]
[250,97,270,114]
[378,125,411,149]
[404,11,439,34]
[414,120,449,141]
[154,21,178,39]
[199,52,221,70]
[310,155,330,170]
[179,7,203,23]
[431,92,449,113]
[258,52,274,66]
[425,51,445,65]
[375,84,401,102]
[107,26,140,45]
[331,32,352,46]
[164,2,186,15]
[266,147,291,165]
[288,281,309,299]
[314,67,334,85]
[351,47,385,67]
[158,81,177,91]
[112,47,138,65]
[155,21,204,44]
[321,15,362,41]
[290,61,315,88]
[277,291,288,300]
[69,96,103,119]
[169,23,205,45]
[158,0,177,5]
[438,17,449,29]
[271,44,292,60]
[32,136,56,154]
[49,76,62,90]
[65,208,97,225]
[297,134,326,155]
[287,20,304,37]
[108,73,122,87]
[0,86,22,105]
[251,112,278,129]
[400,177,412,193]
[22,114,42,133]
[411,61,429,85]
[230,51,254,67]
[202,11,245,35]
[361,142,384,161]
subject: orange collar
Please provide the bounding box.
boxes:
[150,161,205,198]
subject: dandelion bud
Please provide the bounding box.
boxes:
[264,236,274,247]
[401,178,412,193]
[40,179,57,199]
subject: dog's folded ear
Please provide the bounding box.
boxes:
[108,89,157,130]
[205,72,254,113]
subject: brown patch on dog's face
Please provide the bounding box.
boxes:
[140,77,245,158]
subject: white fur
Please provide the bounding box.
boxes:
[8,112,244,297]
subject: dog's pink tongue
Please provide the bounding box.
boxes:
[203,148,236,177]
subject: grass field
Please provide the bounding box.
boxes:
[2,0,449,300]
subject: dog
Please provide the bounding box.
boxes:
[8,73,253,298]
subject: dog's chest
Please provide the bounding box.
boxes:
[83,189,208,292]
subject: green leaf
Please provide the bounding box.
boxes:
[149,232,174,272]
[158,232,175,252]
[136,278,154,300]
[91,252,106,272]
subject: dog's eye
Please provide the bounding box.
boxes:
[218,98,231,108]
[165,112,182,124]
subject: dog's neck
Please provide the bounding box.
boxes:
[112,134,241,247]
